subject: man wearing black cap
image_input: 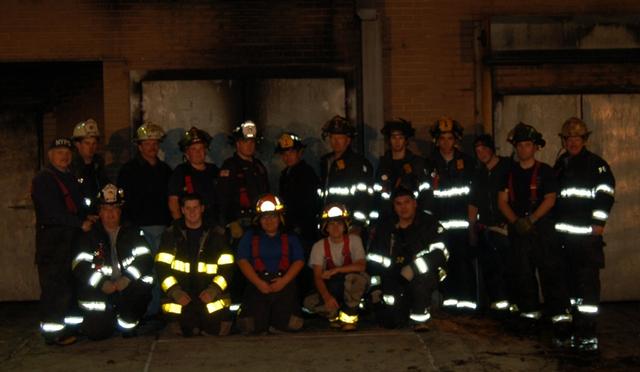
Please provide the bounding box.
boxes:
[428,117,477,314]
[367,185,448,331]
[217,120,269,240]
[374,119,430,223]
[72,184,153,340]
[468,134,513,317]
[168,126,220,226]
[319,115,373,233]
[498,122,572,346]
[31,138,96,345]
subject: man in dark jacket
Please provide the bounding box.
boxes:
[72,183,153,340]
[156,193,235,337]
[32,137,95,345]
[367,185,448,331]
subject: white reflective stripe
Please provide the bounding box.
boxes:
[126,266,141,280]
[99,265,113,276]
[139,230,145,236]
[555,223,592,235]
[132,246,151,256]
[456,301,477,310]
[551,314,573,323]
[117,317,138,330]
[328,187,350,196]
[373,183,383,192]
[418,182,431,192]
[592,210,608,221]
[491,300,510,310]
[370,275,381,286]
[560,187,594,199]
[442,299,458,307]
[433,186,470,198]
[229,304,241,312]
[339,311,358,324]
[520,311,542,319]
[89,271,103,288]
[578,304,599,314]
[141,276,154,284]
[72,252,95,269]
[366,253,392,268]
[414,257,428,274]
[369,211,380,219]
[594,184,614,196]
[409,312,431,323]
[570,297,581,306]
[381,192,391,200]
[353,211,367,221]
[317,188,324,197]
[64,316,84,325]
[40,322,65,333]
[121,256,135,268]
[368,187,374,195]
[79,301,107,311]
[356,183,367,192]
[84,197,92,207]
[441,220,470,230]
[383,294,396,306]
[428,241,449,260]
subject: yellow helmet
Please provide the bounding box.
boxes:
[430,116,463,141]
[559,117,591,139]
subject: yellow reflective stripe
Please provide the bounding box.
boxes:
[213,275,228,291]
[197,262,218,274]
[162,303,182,314]
[171,260,190,273]
[156,252,175,264]
[339,311,358,324]
[217,254,235,265]
[206,298,231,314]
[161,276,178,292]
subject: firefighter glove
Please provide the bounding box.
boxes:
[400,265,415,282]
[115,276,131,292]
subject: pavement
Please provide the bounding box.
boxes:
[1,301,639,372]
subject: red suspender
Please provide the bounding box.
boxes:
[508,161,540,206]
[323,236,351,270]
[251,233,290,273]
[433,173,440,190]
[46,170,78,214]
[184,175,194,194]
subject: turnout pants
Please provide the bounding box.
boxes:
[478,228,513,311]
[163,296,232,336]
[238,273,302,334]
[441,229,477,311]
[374,271,438,328]
[303,272,369,319]
[80,281,151,340]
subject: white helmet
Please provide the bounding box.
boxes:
[135,122,165,142]
[72,119,100,140]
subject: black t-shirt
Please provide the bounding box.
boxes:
[470,156,511,226]
[168,162,219,221]
[502,161,558,217]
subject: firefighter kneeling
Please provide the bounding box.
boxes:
[303,203,368,331]
[367,186,448,331]
[236,194,305,334]
[156,193,234,337]
[72,184,153,340]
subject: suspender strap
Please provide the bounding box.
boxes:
[184,175,194,194]
[251,234,265,272]
[278,233,290,272]
[46,169,78,214]
[530,161,540,204]
[323,236,351,270]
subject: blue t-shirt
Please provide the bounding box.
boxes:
[237,230,304,273]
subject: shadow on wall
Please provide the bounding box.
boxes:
[103,128,131,183]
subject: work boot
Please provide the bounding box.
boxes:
[341,322,357,332]
[551,323,573,349]
[45,334,77,346]
[413,323,430,332]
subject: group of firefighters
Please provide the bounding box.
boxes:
[31,114,614,355]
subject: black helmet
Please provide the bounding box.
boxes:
[429,117,463,141]
[473,134,495,152]
[97,183,125,206]
[508,122,545,148]
[381,118,415,138]
[274,132,305,153]
[321,115,356,140]
[178,127,212,152]
[229,120,259,143]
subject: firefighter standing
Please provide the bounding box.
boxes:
[70,119,109,215]
[236,194,305,334]
[468,134,514,317]
[31,138,95,345]
[155,193,234,337]
[367,186,448,331]
[303,203,368,331]
[428,117,477,313]
[117,122,172,317]
[72,184,153,340]
[168,127,220,226]
[319,115,373,232]
[497,122,572,345]
[553,117,615,353]
[374,119,430,223]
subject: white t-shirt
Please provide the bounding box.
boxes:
[308,234,365,270]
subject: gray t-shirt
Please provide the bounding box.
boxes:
[308,234,365,270]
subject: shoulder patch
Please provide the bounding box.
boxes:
[219,169,230,177]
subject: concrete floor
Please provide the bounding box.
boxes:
[1,302,639,372]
